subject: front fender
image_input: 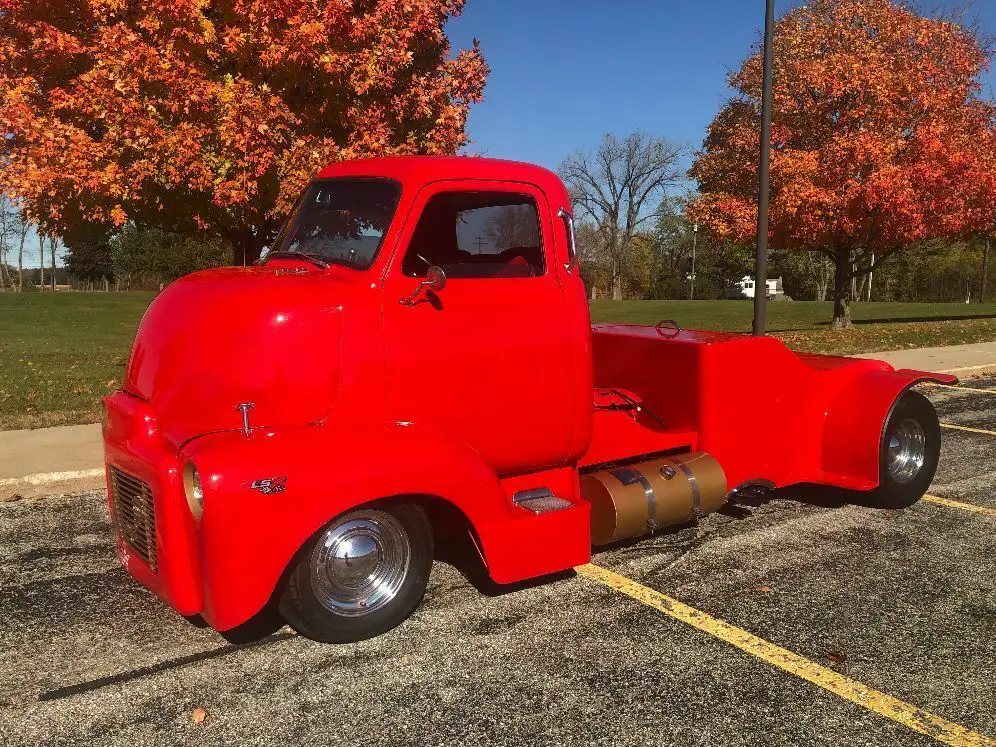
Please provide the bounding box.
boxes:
[183,422,514,631]
[821,368,955,490]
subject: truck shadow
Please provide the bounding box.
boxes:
[39,631,296,701]
[721,484,883,515]
[219,603,288,644]
[434,535,576,597]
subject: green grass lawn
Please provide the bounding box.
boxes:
[590,299,996,356]
[0,292,155,430]
[1,292,995,430]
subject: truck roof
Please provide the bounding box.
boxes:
[316,156,567,196]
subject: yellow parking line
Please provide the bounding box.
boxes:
[924,382,996,396]
[576,563,996,747]
[923,494,996,517]
[940,423,996,437]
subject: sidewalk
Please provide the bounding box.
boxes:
[2,340,994,500]
[855,340,996,377]
[0,423,104,500]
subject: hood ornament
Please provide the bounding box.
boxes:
[236,402,255,438]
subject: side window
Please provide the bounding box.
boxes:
[402,191,544,278]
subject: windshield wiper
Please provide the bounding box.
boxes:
[264,250,329,269]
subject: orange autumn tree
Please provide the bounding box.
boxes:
[0,0,488,263]
[689,0,996,327]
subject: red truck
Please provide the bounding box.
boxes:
[104,156,952,642]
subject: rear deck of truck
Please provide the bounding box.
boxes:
[583,324,937,493]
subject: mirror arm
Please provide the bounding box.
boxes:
[400,280,431,306]
[399,266,446,306]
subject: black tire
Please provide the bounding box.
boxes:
[869,390,940,509]
[279,503,432,643]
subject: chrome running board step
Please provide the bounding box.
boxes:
[512,488,573,515]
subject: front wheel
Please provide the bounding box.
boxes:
[279,503,432,643]
[870,390,940,508]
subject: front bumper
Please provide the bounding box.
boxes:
[103,391,204,618]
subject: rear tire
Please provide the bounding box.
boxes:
[869,390,940,509]
[279,503,432,643]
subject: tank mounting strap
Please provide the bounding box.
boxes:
[674,460,702,517]
[610,467,658,532]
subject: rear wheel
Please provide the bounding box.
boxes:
[279,503,432,643]
[870,391,940,508]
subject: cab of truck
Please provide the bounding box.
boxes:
[104,156,949,644]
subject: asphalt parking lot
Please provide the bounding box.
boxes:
[1,380,994,747]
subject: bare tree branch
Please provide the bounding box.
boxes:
[559,133,684,299]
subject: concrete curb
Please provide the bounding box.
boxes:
[0,422,104,501]
[0,468,106,502]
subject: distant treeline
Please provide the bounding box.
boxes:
[576,194,993,305]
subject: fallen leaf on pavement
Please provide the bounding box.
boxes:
[754,585,774,593]
[826,652,847,666]
[191,707,209,725]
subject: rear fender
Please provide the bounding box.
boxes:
[183,422,513,631]
[821,369,955,490]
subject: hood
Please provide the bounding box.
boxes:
[125,265,357,448]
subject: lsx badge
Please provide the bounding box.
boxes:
[250,476,287,495]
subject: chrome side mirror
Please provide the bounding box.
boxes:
[426,265,446,292]
[400,266,447,306]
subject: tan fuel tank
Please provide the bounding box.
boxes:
[580,452,727,546]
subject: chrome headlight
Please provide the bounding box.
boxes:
[183,462,204,520]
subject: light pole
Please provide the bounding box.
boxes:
[690,222,698,300]
[753,0,775,336]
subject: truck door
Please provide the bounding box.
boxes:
[382,180,576,475]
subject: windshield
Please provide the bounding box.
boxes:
[271,178,401,270]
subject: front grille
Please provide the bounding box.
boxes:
[109,467,157,571]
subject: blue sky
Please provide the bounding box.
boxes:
[446,0,995,172]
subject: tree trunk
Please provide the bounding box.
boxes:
[855,272,867,303]
[226,228,269,266]
[867,252,874,302]
[17,233,24,291]
[982,237,990,303]
[611,256,622,300]
[831,247,852,329]
[50,235,56,291]
[814,258,831,302]
[38,233,44,289]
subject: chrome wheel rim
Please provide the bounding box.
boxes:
[311,510,410,617]
[886,417,926,485]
